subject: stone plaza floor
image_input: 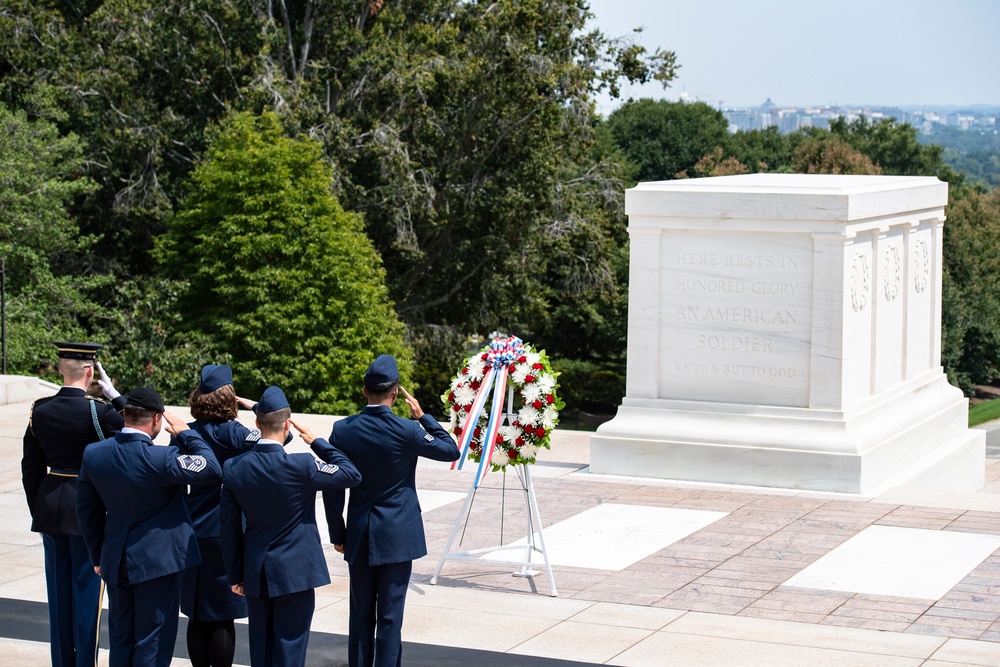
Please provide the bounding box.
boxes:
[3,384,1000,666]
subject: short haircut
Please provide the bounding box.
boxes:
[365,379,399,402]
[256,407,291,432]
[123,405,157,427]
[58,358,92,383]
[189,384,238,422]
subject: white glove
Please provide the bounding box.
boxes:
[95,361,121,400]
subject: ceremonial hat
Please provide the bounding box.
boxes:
[253,386,290,414]
[364,354,400,388]
[54,342,102,360]
[125,386,165,413]
[198,364,233,394]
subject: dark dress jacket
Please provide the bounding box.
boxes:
[22,387,125,535]
[76,429,221,585]
[323,406,460,566]
[220,438,361,598]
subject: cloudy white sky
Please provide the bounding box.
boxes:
[584,0,1000,114]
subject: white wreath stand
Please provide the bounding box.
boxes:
[430,388,558,596]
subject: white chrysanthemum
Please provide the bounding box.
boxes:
[453,386,477,406]
[490,448,510,468]
[451,376,466,392]
[468,360,487,381]
[521,384,543,404]
[541,406,558,430]
[519,443,539,461]
[518,405,540,426]
[499,424,523,444]
[535,373,555,393]
[510,363,531,384]
[523,351,541,366]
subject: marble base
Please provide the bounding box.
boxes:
[591,371,983,494]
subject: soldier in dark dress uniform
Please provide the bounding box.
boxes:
[323,355,460,667]
[77,387,222,667]
[220,386,361,667]
[174,365,257,667]
[21,342,127,667]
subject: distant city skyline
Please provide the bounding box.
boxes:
[584,0,1000,115]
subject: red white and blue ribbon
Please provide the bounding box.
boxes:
[453,335,525,487]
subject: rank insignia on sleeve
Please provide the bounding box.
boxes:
[423,433,435,442]
[246,429,261,442]
[316,461,340,475]
[177,455,208,472]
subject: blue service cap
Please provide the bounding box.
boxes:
[198,364,233,394]
[364,354,399,388]
[253,386,290,414]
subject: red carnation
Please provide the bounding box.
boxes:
[532,363,544,370]
[515,436,525,446]
[495,434,503,444]
[462,366,468,375]
[507,449,518,459]
[474,427,482,437]
[481,353,488,360]
[545,394,555,404]
[535,427,546,438]
[454,427,463,436]
[452,404,461,412]
[447,391,455,402]
[523,424,534,435]
[470,380,480,390]
[512,420,521,428]
[518,355,527,363]
[525,374,536,383]
[532,399,543,409]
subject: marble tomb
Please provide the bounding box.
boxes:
[590,174,984,493]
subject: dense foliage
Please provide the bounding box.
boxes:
[0,0,672,414]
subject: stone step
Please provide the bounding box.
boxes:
[0,376,57,406]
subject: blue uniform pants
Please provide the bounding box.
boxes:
[347,535,412,667]
[42,533,103,667]
[106,571,181,667]
[246,588,315,667]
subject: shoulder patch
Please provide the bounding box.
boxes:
[423,432,435,442]
[245,428,261,443]
[177,455,208,472]
[315,460,340,475]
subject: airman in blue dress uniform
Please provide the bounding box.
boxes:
[174,364,258,667]
[323,355,461,667]
[21,342,127,667]
[220,386,361,667]
[76,386,222,667]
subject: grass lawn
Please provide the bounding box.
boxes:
[969,398,1000,427]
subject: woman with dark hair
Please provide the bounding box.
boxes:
[173,364,258,667]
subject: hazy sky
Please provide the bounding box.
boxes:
[584,0,1000,114]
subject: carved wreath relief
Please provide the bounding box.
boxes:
[851,252,870,312]
[913,239,930,294]
[883,245,901,301]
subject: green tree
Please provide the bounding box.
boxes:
[941,186,1000,393]
[0,0,262,274]
[792,135,883,174]
[604,99,729,183]
[157,111,412,414]
[0,103,102,374]
[825,116,945,176]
